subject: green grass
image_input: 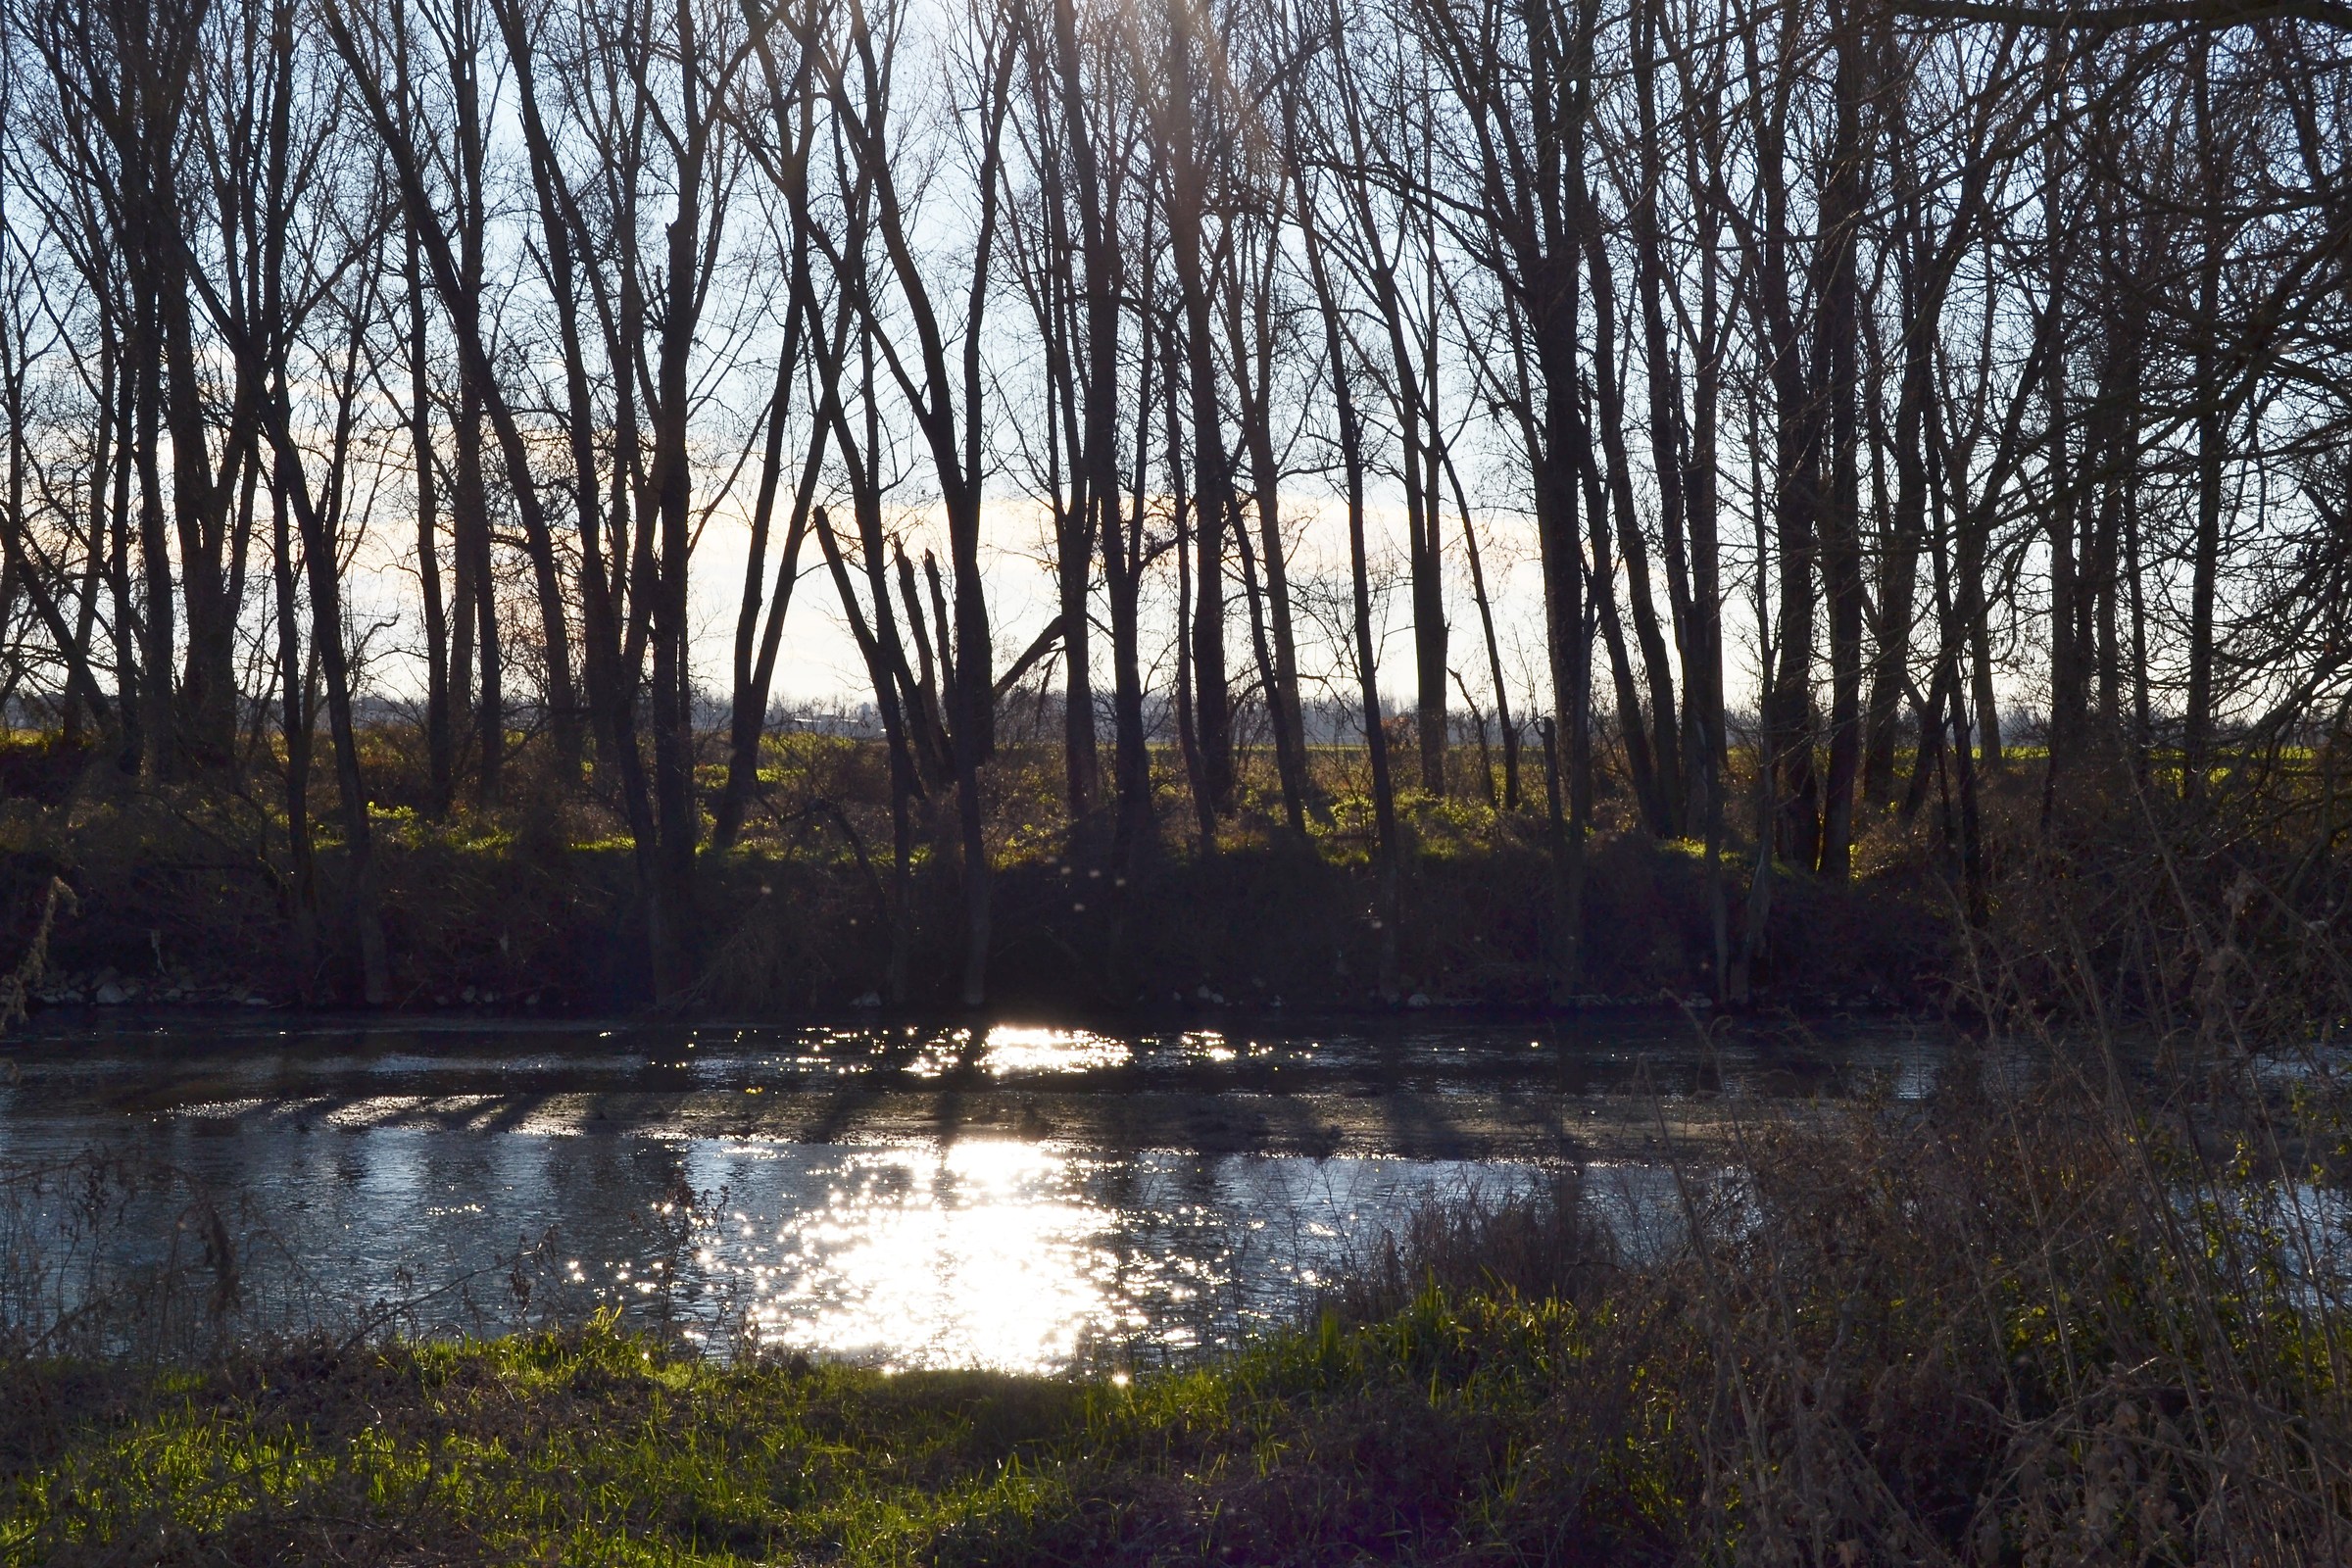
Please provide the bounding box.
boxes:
[0,1294,1686,1567]
[4,1318,1089,1565]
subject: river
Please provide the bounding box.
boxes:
[0,1009,1955,1370]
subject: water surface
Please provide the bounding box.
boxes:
[0,1011,1946,1369]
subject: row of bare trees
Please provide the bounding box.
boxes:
[0,0,2345,1003]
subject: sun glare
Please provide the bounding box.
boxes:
[978,1026,1131,1077]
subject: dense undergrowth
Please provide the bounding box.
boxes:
[0,721,1962,1014]
[1,711,2335,1026]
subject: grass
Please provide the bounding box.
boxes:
[3,1325,1087,1564]
[0,1296,1798,1565]
[8,1305,1623,1566]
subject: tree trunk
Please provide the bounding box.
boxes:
[405,210,453,817]
[263,384,388,1004]
[2183,36,2223,800]
[1162,2,1232,815]
[1816,16,1868,879]
[1579,183,1681,834]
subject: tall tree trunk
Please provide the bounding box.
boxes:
[1048,0,1138,856]
[455,365,500,800]
[1751,10,1823,868]
[1515,0,1598,992]
[108,321,140,771]
[1032,175,1099,835]
[1301,211,1398,1000]
[1167,323,1215,857]
[67,329,114,751]
[271,479,317,991]
[1576,391,1663,831]
[1735,382,1777,1001]
[405,212,453,817]
[154,142,235,770]
[1225,234,1309,834]
[262,382,388,1004]
[1689,151,1731,998]
[1162,0,1232,815]
[642,0,715,995]
[2183,36,2223,800]
[1865,218,1930,805]
[1047,0,1141,855]
[1816,11,1868,879]
[131,273,175,779]
[2038,43,2083,823]
[1441,441,1518,810]
[1054,447,1099,835]
[1631,0,1700,835]
[1102,242,1155,864]
[451,28,499,800]
[1579,182,1681,834]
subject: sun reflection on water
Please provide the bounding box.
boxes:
[979,1026,1132,1077]
[703,1140,1142,1371]
[634,1138,1531,1373]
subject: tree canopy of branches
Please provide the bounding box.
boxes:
[0,0,2345,1003]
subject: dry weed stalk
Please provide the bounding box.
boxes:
[1627,789,2352,1566]
[0,877,74,1036]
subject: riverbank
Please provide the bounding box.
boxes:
[6,1065,2345,1566]
[6,726,2335,1039]
[0,735,1951,1018]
